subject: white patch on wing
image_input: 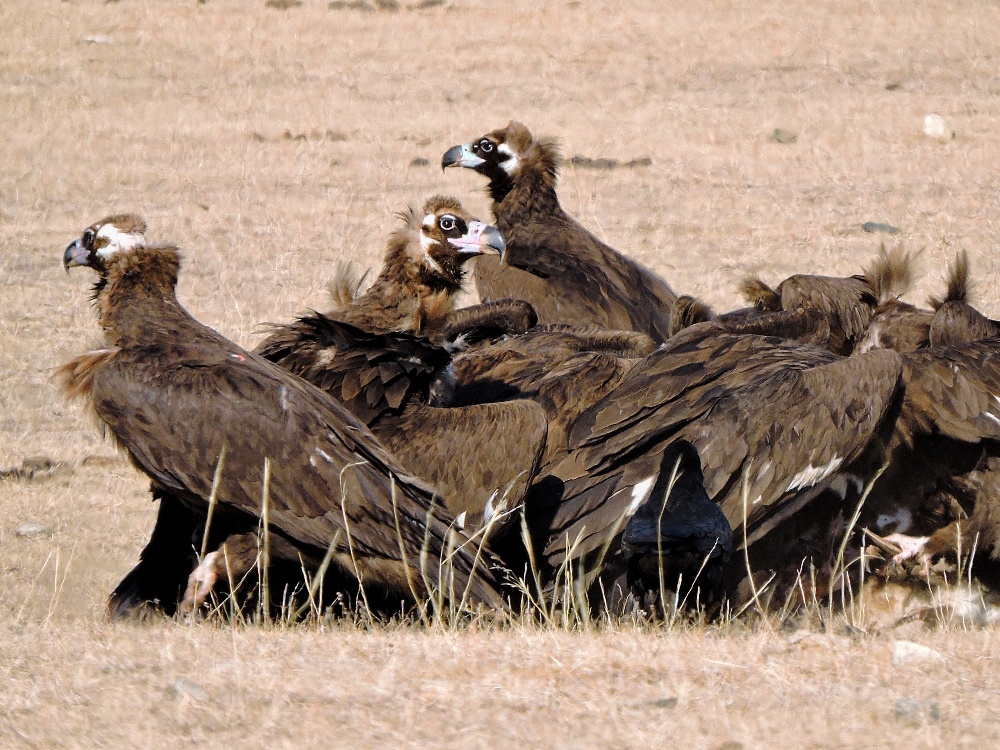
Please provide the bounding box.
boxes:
[422,213,436,228]
[498,143,521,175]
[786,455,843,493]
[279,385,289,412]
[983,412,1000,427]
[96,223,145,257]
[483,490,499,522]
[455,511,467,530]
[313,448,335,464]
[626,476,656,516]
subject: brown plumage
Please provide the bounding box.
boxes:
[451,326,654,467]
[842,339,1000,596]
[528,326,903,604]
[857,250,1000,353]
[741,244,915,354]
[60,215,505,618]
[442,121,679,342]
[312,195,532,345]
[668,295,717,336]
[528,311,1000,606]
[927,251,1000,347]
[255,201,547,535]
[715,308,833,348]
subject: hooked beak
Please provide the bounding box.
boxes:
[63,239,88,272]
[441,143,485,171]
[448,221,506,261]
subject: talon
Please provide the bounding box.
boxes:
[884,532,930,565]
[181,550,223,612]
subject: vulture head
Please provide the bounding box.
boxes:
[395,195,505,285]
[63,214,148,274]
[442,121,560,202]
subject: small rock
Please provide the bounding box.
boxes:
[329,0,374,9]
[13,523,54,539]
[625,157,653,168]
[861,221,901,234]
[266,0,302,8]
[923,114,954,140]
[374,0,400,9]
[892,639,944,666]
[83,35,114,44]
[885,82,902,91]
[895,698,941,725]
[409,157,430,167]
[570,155,618,170]
[645,697,678,709]
[170,678,209,702]
[771,128,797,144]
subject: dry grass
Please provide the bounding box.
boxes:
[4,0,1000,746]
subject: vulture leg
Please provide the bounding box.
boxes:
[181,532,260,613]
[107,488,199,620]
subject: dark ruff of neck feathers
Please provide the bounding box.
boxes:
[92,244,229,350]
[489,137,561,218]
[336,225,464,336]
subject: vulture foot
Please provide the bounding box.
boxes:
[883,532,934,577]
[181,550,224,613]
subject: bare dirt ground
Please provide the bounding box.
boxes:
[3,0,1000,747]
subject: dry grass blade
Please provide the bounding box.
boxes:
[199,446,226,561]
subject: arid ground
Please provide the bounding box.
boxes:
[3,1,1000,747]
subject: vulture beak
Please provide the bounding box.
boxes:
[63,239,88,272]
[448,221,506,260]
[441,143,485,171]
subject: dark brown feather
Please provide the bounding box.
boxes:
[446,122,679,342]
[64,241,505,613]
[527,327,906,602]
[740,246,916,355]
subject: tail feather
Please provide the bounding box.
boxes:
[739,277,782,311]
[668,295,716,336]
[928,250,970,310]
[864,243,917,304]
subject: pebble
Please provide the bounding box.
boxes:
[923,114,954,140]
[169,678,209,703]
[13,523,54,539]
[862,221,901,234]
[895,698,941,725]
[771,128,798,144]
[892,639,944,666]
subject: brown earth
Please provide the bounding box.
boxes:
[3,1,1000,747]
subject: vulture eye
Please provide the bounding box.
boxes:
[438,215,457,232]
[83,228,95,245]
[478,139,494,154]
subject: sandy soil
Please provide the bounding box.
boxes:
[3,0,1000,746]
